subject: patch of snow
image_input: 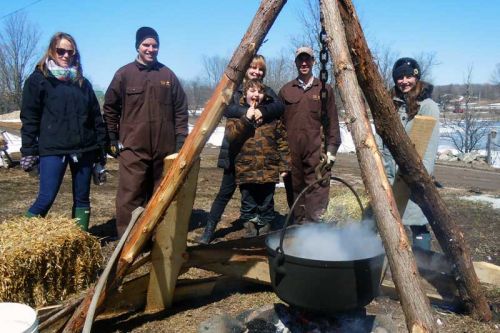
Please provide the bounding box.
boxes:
[459,195,500,209]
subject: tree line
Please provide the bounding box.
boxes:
[2,9,499,117]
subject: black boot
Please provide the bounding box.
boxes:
[199,219,217,244]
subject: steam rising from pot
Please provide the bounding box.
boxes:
[267,220,385,261]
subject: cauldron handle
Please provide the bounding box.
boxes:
[276,172,366,256]
[276,172,330,256]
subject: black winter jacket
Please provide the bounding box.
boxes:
[217,85,284,169]
[20,69,108,157]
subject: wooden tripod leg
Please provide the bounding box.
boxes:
[145,154,200,313]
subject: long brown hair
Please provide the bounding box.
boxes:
[391,80,434,121]
[36,32,83,85]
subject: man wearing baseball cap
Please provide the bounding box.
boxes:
[279,46,341,222]
[103,27,188,237]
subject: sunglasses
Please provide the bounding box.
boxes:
[55,48,75,57]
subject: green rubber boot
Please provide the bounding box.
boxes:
[73,207,91,231]
[25,211,37,218]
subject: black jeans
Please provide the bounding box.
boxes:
[239,182,276,224]
[207,168,237,223]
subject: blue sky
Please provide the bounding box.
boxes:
[1,0,499,90]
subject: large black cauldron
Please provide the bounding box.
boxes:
[266,226,384,314]
[266,173,385,314]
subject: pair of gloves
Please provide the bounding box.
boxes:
[106,135,186,158]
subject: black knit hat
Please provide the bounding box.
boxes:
[135,27,159,49]
[392,57,421,83]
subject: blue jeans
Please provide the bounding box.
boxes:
[240,182,276,224]
[28,152,94,216]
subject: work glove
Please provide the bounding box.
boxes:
[326,151,336,165]
[107,140,121,158]
[20,155,39,172]
[175,135,186,152]
[92,162,108,186]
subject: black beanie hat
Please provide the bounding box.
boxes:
[135,27,159,49]
[392,57,421,83]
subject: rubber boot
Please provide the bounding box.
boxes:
[411,225,431,251]
[73,207,91,231]
[25,210,37,218]
[199,219,217,244]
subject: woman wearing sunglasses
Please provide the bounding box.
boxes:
[20,32,108,231]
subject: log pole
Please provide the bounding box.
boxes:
[62,1,287,331]
[335,0,491,321]
[320,1,436,331]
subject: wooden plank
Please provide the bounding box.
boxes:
[392,115,437,215]
[145,154,200,313]
[185,235,270,283]
[100,274,219,320]
[473,261,500,286]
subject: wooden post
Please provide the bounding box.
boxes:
[62,1,287,331]
[320,1,437,331]
[335,0,492,321]
[145,154,200,312]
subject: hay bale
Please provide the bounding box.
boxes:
[323,189,370,222]
[0,216,102,307]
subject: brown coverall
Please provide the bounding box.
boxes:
[103,61,188,236]
[279,78,341,221]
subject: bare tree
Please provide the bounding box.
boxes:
[413,51,439,82]
[181,77,212,116]
[491,63,500,85]
[442,65,493,153]
[371,43,399,89]
[0,12,40,113]
[202,55,229,89]
[264,52,295,92]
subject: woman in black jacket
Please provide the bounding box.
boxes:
[199,54,284,244]
[20,32,108,230]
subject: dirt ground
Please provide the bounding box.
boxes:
[0,147,499,332]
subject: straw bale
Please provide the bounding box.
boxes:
[0,216,102,307]
[323,189,370,222]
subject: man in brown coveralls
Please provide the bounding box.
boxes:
[279,46,341,222]
[103,27,188,236]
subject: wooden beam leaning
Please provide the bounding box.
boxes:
[62,1,287,331]
[145,154,200,312]
[320,1,437,331]
[335,0,492,321]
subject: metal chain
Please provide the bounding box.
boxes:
[319,9,330,154]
